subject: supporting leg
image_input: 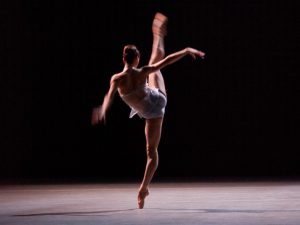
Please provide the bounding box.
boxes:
[138,117,163,209]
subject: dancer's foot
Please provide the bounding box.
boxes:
[137,189,149,209]
[152,12,168,37]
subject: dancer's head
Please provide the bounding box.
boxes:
[123,45,140,67]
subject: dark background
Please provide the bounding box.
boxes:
[1,0,299,183]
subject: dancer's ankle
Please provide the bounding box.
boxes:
[139,186,148,193]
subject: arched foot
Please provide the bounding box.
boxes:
[152,12,168,37]
[138,189,149,209]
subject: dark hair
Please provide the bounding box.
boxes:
[123,45,140,64]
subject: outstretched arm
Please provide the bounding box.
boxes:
[142,47,205,74]
[91,76,119,125]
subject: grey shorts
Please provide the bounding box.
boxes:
[129,88,167,119]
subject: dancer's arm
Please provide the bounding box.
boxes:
[143,47,205,74]
[91,75,119,125]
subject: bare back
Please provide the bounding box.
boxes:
[116,67,149,101]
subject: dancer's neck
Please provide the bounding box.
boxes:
[123,64,136,71]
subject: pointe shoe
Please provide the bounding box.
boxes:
[138,189,149,209]
[152,12,168,37]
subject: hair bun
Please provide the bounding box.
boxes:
[123,45,140,64]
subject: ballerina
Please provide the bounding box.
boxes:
[91,12,205,208]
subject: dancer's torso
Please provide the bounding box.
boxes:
[117,68,148,107]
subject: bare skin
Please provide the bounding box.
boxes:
[91,12,205,209]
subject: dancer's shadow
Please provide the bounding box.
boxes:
[13,208,300,217]
[148,208,300,214]
[13,208,137,217]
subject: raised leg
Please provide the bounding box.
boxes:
[138,117,163,209]
[148,12,168,96]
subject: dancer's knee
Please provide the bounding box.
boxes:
[150,47,165,64]
[146,146,158,159]
[157,46,165,59]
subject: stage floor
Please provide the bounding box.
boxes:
[0,181,300,225]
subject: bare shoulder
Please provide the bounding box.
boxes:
[139,65,154,76]
[111,72,126,83]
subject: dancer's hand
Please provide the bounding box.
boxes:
[91,105,106,125]
[186,47,205,59]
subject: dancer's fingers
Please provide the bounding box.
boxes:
[102,113,107,125]
[199,51,205,58]
[196,51,205,59]
[91,108,99,125]
[96,105,107,125]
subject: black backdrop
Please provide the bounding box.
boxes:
[1,0,299,182]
